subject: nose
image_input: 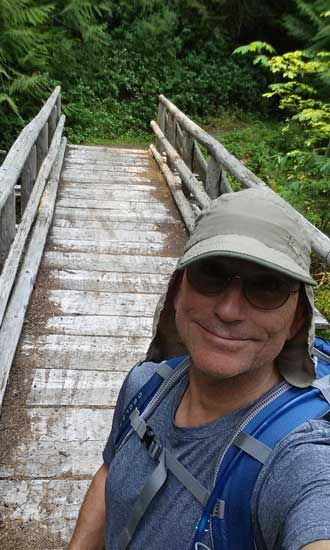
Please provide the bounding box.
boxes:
[213,277,246,322]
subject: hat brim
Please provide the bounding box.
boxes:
[177,234,317,286]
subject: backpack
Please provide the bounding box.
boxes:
[114,338,330,550]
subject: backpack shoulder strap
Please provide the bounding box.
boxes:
[115,355,188,449]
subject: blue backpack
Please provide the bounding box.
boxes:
[115,337,330,550]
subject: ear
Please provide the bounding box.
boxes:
[287,291,307,340]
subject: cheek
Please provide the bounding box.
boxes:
[259,304,298,350]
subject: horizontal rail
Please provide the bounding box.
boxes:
[150,144,195,232]
[151,120,211,210]
[0,115,66,327]
[0,86,61,212]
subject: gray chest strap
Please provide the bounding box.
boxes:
[233,431,272,464]
[118,408,224,550]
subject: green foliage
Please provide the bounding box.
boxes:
[283,0,330,50]
[233,19,330,152]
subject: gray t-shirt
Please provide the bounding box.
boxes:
[103,361,330,550]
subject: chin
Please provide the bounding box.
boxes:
[190,350,251,382]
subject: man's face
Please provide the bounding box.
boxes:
[174,257,304,381]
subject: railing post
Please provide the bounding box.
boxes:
[220,171,233,194]
[0,191,16,265]
[205,156,222,199]
[36,122,49,172]
[158,101,166,133]
[48,105,58,146]
[56,93,61,121]
[21,144,37,214]
[182,132,195,170]
[167,113,176,148]
[193,143,207,183]
[157,101,166,154]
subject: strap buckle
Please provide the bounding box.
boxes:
[142,425,162,460]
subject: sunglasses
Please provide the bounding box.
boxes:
[185,259,300,310]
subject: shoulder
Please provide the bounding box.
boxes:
[252,419,330,549]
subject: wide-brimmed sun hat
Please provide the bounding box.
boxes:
[177,188,316,285]
[146,189,316,388]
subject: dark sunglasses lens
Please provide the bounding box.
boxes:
[245,274,290,309]
[186,261,227,295]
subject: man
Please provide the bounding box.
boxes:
[69,189,330,550]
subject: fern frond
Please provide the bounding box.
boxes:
[9,72,50,96]
[0,93,21,117]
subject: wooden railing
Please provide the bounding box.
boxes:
[0,87,67,407]
[150,95,330,328]
[150,94,330,267]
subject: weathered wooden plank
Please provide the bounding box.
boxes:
[0,408,113,478]
[0,479,90,542]
[60,175,157,184]
[43,251,178,274]
[0,138,66,409]
[0,118,66,328]
[53,207,180,224]
[0,87,61,212]
[64,157,150,167]
[58,187,166,202]
[46,315,153,337]
[26,369,126,406]
[62,165,148,175]
[48,289,160,317]
[67,144,149,155]
[40,269,170,293]
[19,334,149,370]
[50,226,169,243]
[52,218,172,232]
[56,197,171,212]
[21,145,37,214]
[49,237,176,256]
[59,181,159,192]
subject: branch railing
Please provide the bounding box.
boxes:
[150,94,330,329]
[0,87,66,408]
[150,94,330,266]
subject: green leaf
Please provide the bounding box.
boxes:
[0,93,21,117]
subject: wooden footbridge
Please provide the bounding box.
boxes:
[0,87,329,549]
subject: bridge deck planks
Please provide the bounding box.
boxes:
[0,144,186,548]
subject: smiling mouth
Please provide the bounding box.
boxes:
[196,322,253,342]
